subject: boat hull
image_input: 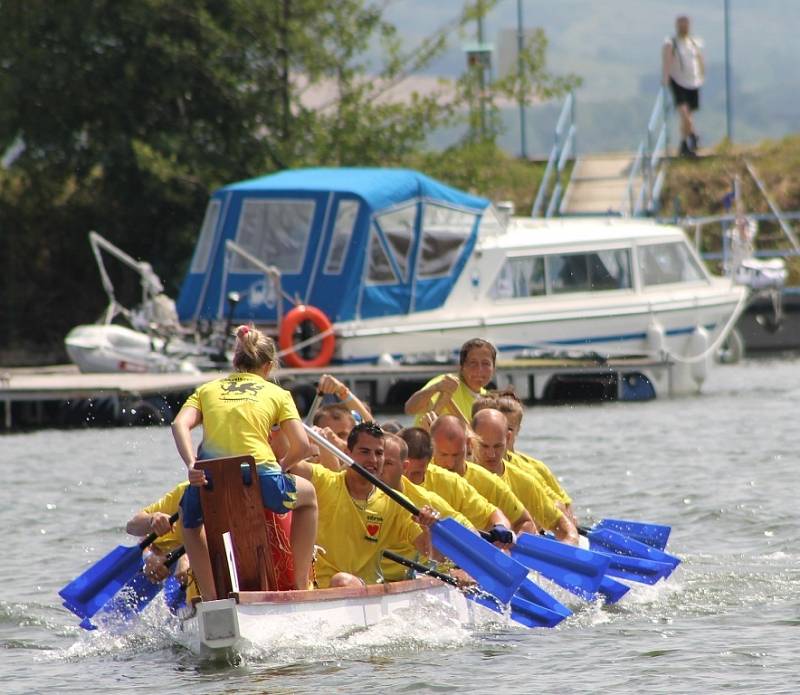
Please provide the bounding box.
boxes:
[178,578,479,659]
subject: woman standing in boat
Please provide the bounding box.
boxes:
[405,338,496,427]
[171,325,318,598]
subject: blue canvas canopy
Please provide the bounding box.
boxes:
[176,168,490,324]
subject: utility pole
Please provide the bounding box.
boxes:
[517,0,527,158]
[477,0,487,140]
[723,0,733,142]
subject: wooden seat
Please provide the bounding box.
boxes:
[197,455,278,597]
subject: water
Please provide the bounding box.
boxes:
[2,357,799,694]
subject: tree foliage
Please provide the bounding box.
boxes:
[0,0,574,362]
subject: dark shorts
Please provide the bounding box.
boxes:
[180,463,297,529]
[670,78,700,111]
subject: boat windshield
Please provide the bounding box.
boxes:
[638,241,707,286]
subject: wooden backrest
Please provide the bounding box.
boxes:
[197,455,277,596]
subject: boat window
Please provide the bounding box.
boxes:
[588,249,632,290]
[375,205,416,281]
[232,198,315,274]
[548,254,590,293]
[366,222,399,284]
[190,199,221,273]
[491,257,546,299]
[324,200,359,274]
[638,242,706,285]
[477,206,504,238]
[419,204,476,278]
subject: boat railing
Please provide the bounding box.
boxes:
[623,86,670,217]
[531,91,576,218]
[223,240,294,333]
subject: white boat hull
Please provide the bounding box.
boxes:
[178,578,482,659]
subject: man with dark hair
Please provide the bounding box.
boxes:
[399,426,515,546]
[293,422,439,588]
[662,14,705,156]
[405,338,497,426]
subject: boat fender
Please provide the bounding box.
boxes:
[689,326,711,384]
[279,305,335,368]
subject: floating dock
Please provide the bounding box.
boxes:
[0,355,675,430]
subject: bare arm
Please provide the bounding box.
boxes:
[171,406,204,485]
[278,418,312,473]
[488,507,511,529]
[552,512,579,546]
[126,510,174,537]
[318,374,372,422]
[404,375,459,415]
[511,509,537,535]
[662,42,672,85]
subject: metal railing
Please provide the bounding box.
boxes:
[531,91,576,217]
[623,87,670,216]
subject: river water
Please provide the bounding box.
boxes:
[2,356,799,694]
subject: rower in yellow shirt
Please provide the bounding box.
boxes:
[292,422,439,589]
[405,339,496,426]
[399,427,515,547]
[379,433,474,581]
[125,481,199,602]
[491,390,576,523]
[429,415,537,535]
[471,409,579,545]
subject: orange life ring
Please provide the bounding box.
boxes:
[279,304,335,368]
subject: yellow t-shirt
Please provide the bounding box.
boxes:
[380,477,474,582]
[497,461,562,531]
[462,461,527,524]
[413,373,485,426]
[181,372,299,466]
[504,452,561,504]
[144,481,189,552]
[141,481,198,602]
[311,466,424,588]
[422,464,495,530]
[509,450,572,505]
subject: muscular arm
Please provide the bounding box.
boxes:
[552,512,579,546]
[126,510,173,537]
[278,418,313,473]
[511,508,537,535]
[487,507,511,530]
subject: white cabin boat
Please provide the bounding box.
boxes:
[176,169,746,395]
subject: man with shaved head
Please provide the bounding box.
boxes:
[471,409,579,545]
[430,415,537,536]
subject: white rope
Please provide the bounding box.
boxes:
[664,289,749,364]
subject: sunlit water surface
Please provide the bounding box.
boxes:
[2,357,799,694]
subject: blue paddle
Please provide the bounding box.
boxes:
[594,552,674,585]
[509,533,610,600]
[59,512,179,620]
[75,547,187,630]
[581,526,681,569]
[305,425,530,604]
[598,575,630,603]
[514,576,572,617]
[382,550,565,629]
[595,518,671,551]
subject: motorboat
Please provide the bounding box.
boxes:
[176,168,747,394]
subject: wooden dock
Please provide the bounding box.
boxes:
[0,355,674,430]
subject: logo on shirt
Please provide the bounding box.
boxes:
[220,380,265,401]
[364,513,383,543]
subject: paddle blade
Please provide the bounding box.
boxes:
[586,527,680,570]
[515,577,572,618]
[598,575,629,604]
[597,552,674,585]
[465,588,566,629]
[59,544,144,619]
[511,534,609,599]
[430,518,527,604]
[509,595,567,629]
[596,518,671,551]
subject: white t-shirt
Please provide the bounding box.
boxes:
[665,35,704,89]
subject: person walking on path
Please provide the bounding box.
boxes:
[662,15,705,156]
